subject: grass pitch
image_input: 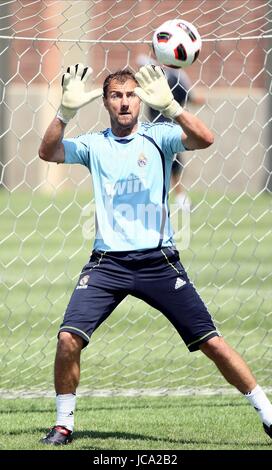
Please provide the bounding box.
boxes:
[0,395,271,450]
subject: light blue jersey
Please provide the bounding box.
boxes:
[63,122,185,251]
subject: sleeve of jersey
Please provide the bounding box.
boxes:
[63,135,90,168]
[162,123,186,156]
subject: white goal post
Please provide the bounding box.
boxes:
[0,0,271,397]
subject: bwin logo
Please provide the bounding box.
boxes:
[105,177,146,197]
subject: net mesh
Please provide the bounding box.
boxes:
[0,0,271,396]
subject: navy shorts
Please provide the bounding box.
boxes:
[59,247,219,352]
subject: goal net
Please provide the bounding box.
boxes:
[0,0,271,397]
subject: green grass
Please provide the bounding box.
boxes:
[0,395,271,450]
[0,189,272,394]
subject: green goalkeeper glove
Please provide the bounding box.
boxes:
[134,65,183,120]
[57,63,103,124]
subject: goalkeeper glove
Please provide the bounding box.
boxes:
[57,63,103,124]
[134,65,183,120]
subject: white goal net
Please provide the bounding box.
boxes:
[0,0,271,397]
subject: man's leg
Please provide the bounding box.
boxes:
[55,331,84,394]
[135,247,272,438]
[42,251,129,445]
[54,332,84,435]
[200,336,255,393]
[42,332,83,445]
[200,336,272,436]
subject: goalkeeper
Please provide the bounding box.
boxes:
[39,63,272,445]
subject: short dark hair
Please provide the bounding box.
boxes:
[103,69,138,98]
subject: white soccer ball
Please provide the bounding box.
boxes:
[152,19,202,69]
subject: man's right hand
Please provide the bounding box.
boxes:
[57,63,103,124]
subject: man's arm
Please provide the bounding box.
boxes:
[39,63,102,163]
[39,117,65,163]
[174,109,214,150]
[135,65,214,150]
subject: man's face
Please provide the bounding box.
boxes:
[103,78,141,130]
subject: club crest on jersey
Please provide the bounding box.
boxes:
[76,275,89,289]
[137,153,147,167]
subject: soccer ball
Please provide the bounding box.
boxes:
[152,19,202,69]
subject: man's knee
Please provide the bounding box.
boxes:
[57,331,84,356]
[200,336,232,361]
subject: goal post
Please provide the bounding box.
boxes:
[0,0,271,397]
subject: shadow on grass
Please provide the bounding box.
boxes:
[31,428,271,450]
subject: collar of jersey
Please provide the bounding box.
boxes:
[108,122,142,142]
